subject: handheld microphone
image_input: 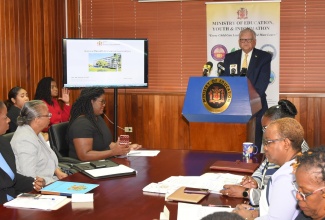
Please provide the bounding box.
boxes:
[202,61,213,76]
[240,68,247,77]
[217,62,225,76]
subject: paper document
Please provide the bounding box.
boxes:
[4,195,69,210]
[143,173,244,195]
[200,173,244,193]
[160,206,170,220]
[177,202,234,220]
[85,164,136,178]
[127,150,160,157]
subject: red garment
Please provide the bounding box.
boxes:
[43,98,71,132]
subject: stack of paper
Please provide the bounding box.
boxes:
[142,173,244,195]
[127,150,160,157]
[177,202,234,220]
[4,195,69,210]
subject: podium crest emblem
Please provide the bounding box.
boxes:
[202,78,232,113]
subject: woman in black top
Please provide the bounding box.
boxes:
[4,87,29,133]
[68,88,141,161]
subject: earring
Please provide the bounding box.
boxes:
[322,193,325,198]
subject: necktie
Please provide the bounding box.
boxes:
[0,152,15,201]
[242,53,248,69]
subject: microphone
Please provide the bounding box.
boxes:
[240,68,247,77]
[202,61,213,76]
[229,64,238,76]
[230,68,237,76]
[217,62,225,76]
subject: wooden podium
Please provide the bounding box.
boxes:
[182,77,261,152]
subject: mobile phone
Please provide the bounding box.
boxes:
[184,187,210,195]
[90,161,106,168]
[119,135,130,145]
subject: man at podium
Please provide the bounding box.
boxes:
[222,28,272,149]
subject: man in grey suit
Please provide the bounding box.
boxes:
[222,28,272,149]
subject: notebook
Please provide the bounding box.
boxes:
[209,160,260,173]
[73,160,136,179]
[166,187,208,204]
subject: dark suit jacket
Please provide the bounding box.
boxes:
[222,48,272,113]
[0,136,34,204]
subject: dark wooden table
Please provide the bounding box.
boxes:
[0,149,262,220]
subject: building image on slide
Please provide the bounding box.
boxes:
[89,53,121,72]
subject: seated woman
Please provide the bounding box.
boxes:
[0,100,44,204]
[293,146,325,220]
[34,77,71,132]
[233,118,303,219]
[4,87,29,133]
[221,99,309,205]
[68,87,141,161]
[10,100,67,184]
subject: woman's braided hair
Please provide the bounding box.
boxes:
[68,88,105,138]
[293,146,325,182]
[34,77,54,105]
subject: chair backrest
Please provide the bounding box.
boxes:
[2,132,14,143]
[48,122,69,158]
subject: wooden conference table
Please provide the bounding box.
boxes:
[0,149,262,220]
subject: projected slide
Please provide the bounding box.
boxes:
[63,39,148,88]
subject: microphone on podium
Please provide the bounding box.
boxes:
[202,61,213,76]
[217,62,225,76]
[240,68,247,77]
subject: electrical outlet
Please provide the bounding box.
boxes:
[124,127,133,132]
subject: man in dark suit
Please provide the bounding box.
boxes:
[222,28,272,150]
[0,100,44,204]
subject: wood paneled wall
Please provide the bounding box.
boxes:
[0,0,79,101]
[105,92,325,151]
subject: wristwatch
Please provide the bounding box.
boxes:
[242,188,249,198]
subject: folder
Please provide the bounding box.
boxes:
[41,181,99,196]
[166,187,208,204]
[209,160,259,173]
[73,160,136,179]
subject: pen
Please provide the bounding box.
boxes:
[34,195,55,200]
[207,204,231,208]
[34,197,55,200]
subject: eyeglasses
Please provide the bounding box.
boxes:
[97,99,106,105]
[262,125,268,132]
[262,138,285,146]
[292,181,325,201]
[38,113,52,118]
[239,38,254,43]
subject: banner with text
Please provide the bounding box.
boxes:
[206,1,280,107]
